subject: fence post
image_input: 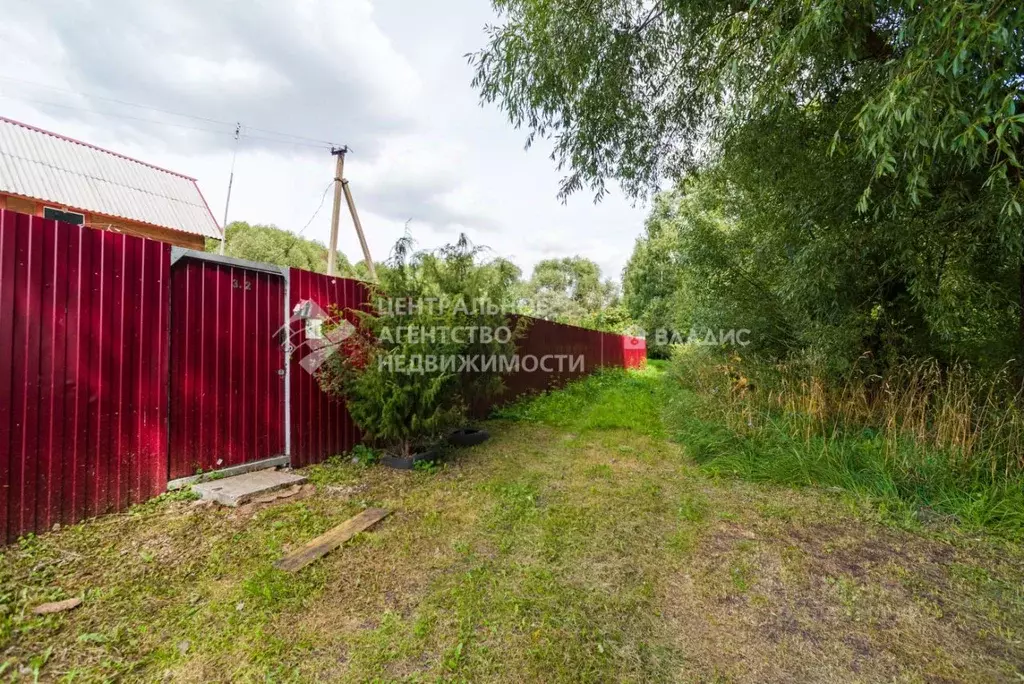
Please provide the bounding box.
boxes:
[283,267,292,465]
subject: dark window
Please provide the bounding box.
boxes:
[43,206,85,225]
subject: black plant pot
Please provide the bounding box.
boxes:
[448,427,490,448]
[381,448,440,470]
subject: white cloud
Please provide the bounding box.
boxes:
[0,0,648,281]
[167,55,289,95]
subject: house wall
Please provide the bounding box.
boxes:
[0,193,206,250]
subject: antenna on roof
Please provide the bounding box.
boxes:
[218,122,242,255]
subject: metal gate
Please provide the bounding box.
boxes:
[168,251,287,481]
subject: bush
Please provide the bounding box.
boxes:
[317,235,522,457]
[349,444,380,467]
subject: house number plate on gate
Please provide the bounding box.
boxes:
[232,278,253,290]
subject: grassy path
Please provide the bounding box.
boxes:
[3,366,1024,681]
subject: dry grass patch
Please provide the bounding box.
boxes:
[659,490,1024,683]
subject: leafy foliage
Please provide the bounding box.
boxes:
[348,444,381,467]
[207,221,367,277]
[520,256,624,329]
[625,102,1018,374]
[476,0,1024,372]
[473,0,1024,212]
[622,193,689,357]
[317,235,521,456]
[576,304,632,334]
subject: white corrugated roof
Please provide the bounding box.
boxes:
[0,117,222,239]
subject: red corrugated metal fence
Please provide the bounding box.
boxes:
[497,316,645,403]
[287,269,369,468]
[501,316,598,399]
[169,256,286,479]
[0,210,169,544]
[622,333,647,369]
[0,211,646,543]
[282,290,647,441]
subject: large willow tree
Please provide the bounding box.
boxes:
[473,0,1024,371]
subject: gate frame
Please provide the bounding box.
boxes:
[165,248,291,490]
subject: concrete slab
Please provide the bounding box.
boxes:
[192,469,308,507]
[167,455,290,491]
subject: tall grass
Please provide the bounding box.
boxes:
[494,365,666,437]
[665,346,1024,537]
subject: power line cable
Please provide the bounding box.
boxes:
[0,79,349,266]
[0,76,341,147]
[0,93,233,135]
[0,93,334,149]
[282,180,335,265]
[229,124,337,147]
[240,132,332,149]
[235,181,337,268]
[0,75,230,126]
[297,181,336,237]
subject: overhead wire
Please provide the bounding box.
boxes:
[0,76,349,262]
[0,93,233,135]
[233,124,336,147]
[297,181,337,237]
[236,181,337,268]
[0,93,334,149]
[0,76,340,148]
[0,75,230,125]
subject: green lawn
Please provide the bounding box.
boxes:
[3,366,1023,682]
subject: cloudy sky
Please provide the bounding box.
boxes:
[0,0,648,282]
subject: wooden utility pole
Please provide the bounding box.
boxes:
[343,181,377,281]
[326,145,376,280]
[326,146,347,276]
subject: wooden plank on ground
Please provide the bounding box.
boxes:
[33,597,82,615]
[274,508,391,572]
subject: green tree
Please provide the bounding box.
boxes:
[207,221,361,277]
[317,235,522,456]
[473,0,1024,208]
[622,193,689,357]
[577,304,632,334]
[524,256,619,325]
[473,0,1024,372]
[624,102,1017,374]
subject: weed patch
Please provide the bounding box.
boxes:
[663,348,1024,539]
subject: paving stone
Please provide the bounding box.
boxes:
[192,469,307,507]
